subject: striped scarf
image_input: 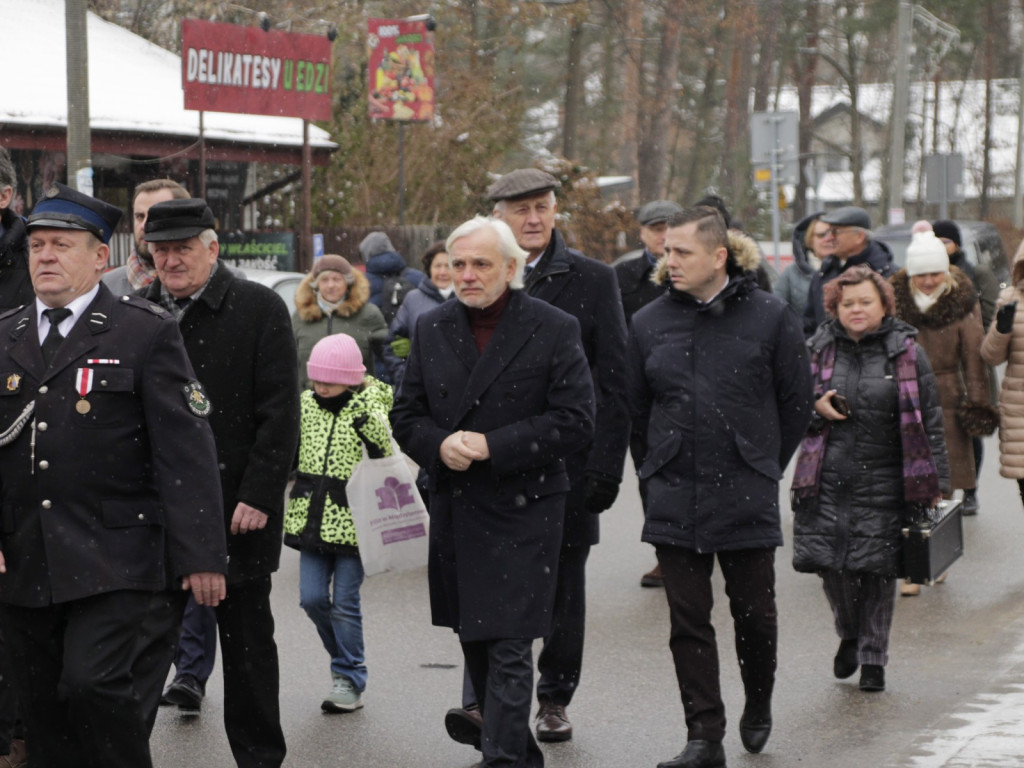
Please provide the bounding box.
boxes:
[791,336,939,504]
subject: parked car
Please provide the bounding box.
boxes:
[241,268,305,315]
[874,220,1010,287]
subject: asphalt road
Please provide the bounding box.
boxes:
[151,431,1024,768]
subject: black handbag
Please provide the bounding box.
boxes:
[901,499,964,585]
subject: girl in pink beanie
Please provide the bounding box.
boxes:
[283,333,394,712]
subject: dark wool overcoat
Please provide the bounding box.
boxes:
[0,286,227,606]
[144,266,299,584]
[525,229,629,544]
[391,290,595,642]
[792,317,950,577]
[627,237,814,554]
[0,208,33,312]
[892,266,994,490]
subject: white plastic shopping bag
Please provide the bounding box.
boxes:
[347,440,429,576]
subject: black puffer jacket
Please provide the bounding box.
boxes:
[792,317,949,577]
[628,232,814,553]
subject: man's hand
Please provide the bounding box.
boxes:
[440,430,487,471]
[231,502,269,535]
[182,572,226,607]
[0,550,5,574]
[584,472,620,514]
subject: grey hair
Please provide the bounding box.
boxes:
[198,229,219,246]
[445,216,527,289]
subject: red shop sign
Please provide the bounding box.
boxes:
[182,19,332,121]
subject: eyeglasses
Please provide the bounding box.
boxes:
[827,226,848,237]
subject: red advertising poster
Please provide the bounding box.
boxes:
[182,19,332,121]
[367,19,435,122]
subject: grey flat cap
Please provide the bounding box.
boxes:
[821,206,871,229]
[487,169,560,202]
[636,200,683,226]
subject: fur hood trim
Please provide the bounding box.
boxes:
[892,265,978,329]
[295,268,371,322]
[651,230,762,285]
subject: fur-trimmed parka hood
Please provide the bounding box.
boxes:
[651,229,762,285]
[892,265,978,330]
[295,267,372,323]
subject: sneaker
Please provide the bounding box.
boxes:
[322,674,363,713]
[162,674,204,712]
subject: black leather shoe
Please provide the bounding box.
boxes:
[162,674,204,711]
[834,638,858,679]
[961,490,979,516]
[444,706,482,750]
[656,740,726,768]
[535,701,572,742]
[739,701,772,754]
[859,664,885,692]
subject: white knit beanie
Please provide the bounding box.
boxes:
[905,231,949,276]
[307,334,366,386]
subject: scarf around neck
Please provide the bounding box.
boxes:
[791,332,940,505]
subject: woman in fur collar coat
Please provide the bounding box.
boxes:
[892,231,994,525]
[292,255,389,390]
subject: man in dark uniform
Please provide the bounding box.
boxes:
[490,168,630,742]
[392,215,595,768]
[140,198,299,768]
[614,199,681,589]
[0,183,227,768]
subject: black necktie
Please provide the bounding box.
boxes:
[41,307,72,367]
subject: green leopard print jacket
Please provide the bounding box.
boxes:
[284,377,393,553]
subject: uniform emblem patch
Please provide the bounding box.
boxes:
[183,381,212,417]
[5,373,21,393]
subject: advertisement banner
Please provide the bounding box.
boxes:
[219,232,296,272]
[367,19,435,122]
[182,19,332,121]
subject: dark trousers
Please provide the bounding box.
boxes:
[462,637,544,768]
[0,626,22,754]
[461,544,591,711]
[216,576,286,768]
[820,570,897,667]
[656,546,777,743]
[134,589,189,733]
[2,591,156,768]
[536,544,590,706]
[176,594,218,682]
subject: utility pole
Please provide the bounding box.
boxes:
[65,0,92,192]
[888,1,912,224]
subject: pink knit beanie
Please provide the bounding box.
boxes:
[307,334,366,386]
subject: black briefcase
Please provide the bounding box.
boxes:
[901,499,964,585]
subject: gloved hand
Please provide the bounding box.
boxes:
[996,300,1018,334]
[352,414,387,459]
[390,336,411,358]
[584,472,620,514]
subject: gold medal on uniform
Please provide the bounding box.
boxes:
[75,367,93,414]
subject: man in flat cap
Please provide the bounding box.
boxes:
[802,206,894,336]
[0,148,33,312]
[139,197,299,768]
[615,199,682,590]
[443,168,628,743]
[0,183,227,768]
